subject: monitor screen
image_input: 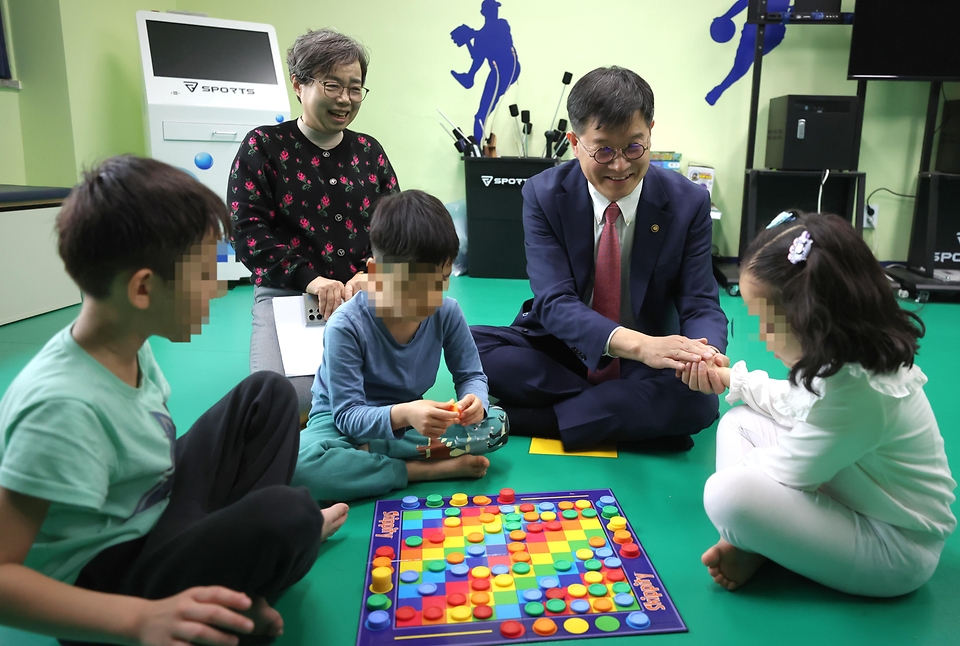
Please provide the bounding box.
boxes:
[848,0,960,81]
[146,20,278,85]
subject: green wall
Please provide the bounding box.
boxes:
[6,0,957,260]
[0,0,25,185]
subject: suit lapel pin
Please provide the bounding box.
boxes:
[651,224,660,233]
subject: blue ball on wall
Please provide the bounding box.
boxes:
[275,114,285,123]
[194,152,214,170]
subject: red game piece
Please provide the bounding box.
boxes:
[471,577,491,591]
[423,606,444,621]
[396,606,417,622]
[519,503,535,512]
[545,521,563,532]
[483,505,501,515]
[497,488,516,504]
[500,620,525,639]
[619,542,641,559]
[447,593,467,607]
[429,532,446,544]
[526,522,543,533]
[605,569,626,582]
[473,604,493,620]
[545,587,566,600]
[375,546,395,559]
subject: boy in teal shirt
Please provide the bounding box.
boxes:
[0,156,348,645]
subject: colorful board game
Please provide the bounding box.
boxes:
[357,488,686,645]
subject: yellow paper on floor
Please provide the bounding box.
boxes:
[528,438,618,458]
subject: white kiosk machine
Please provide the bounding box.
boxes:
[136,11,291,280]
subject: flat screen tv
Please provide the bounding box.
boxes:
[848,0,960,81]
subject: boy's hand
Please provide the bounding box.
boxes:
[138,586,259,646]
[680,361,731,395]
[396,400,459,439]
[455,394,484,426]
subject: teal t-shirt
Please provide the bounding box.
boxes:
[0,325,175,584]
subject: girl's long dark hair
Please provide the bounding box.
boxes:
[742,212,924,393]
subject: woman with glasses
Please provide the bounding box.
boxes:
[229,29,399,415]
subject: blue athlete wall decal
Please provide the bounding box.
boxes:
[450,0,521,143]
[706,0,789,105]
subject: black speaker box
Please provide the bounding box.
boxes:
[765,95,860,171]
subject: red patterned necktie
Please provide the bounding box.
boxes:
[588,202,621,384]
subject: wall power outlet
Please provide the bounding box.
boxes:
[863,203,879,229]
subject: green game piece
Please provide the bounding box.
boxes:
[444,507,461,517]
[512,562,531,575]
[612,581,632,594]
[601,505,619,519]
[554,560,572,571]
[581,508,598,518]
[426,494,444,507]
[588,583,608,597]
[584,559,603,571]
[562,509,579,520]
[427,560,447,572]
[366,594,390,611]
[595,616,621,632]
[504,521,522,532]
[546,598,567,613]
[404,536,423,548]
[504,513,523,523]
[524,602,545,617]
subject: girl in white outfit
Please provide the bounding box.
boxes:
[681,211,956,596]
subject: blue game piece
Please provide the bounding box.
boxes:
[594,547,614,559]
[625,611,651,629]
[614,593,635,607]
[523,589,543,602]
[598,495,616,507]
[400,570,419,584]
[365,610,391,631]
[467,545,486,557]
[401,495,420,509]
[499,505,515,514]
[539,577,560,590]
[417,583,438,596]
[491,565,510,575]
[450,564,470,577]
[570,599,591,614]
[604,557,623,569]
[538,502,555,511]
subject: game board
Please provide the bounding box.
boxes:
[357,488,686,645]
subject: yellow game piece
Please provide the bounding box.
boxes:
[467,532,485,543]
[471,591,490,605]
[479,513,496,524]
[558,501,575,510]
[472,495,492,505]
[450,492,469,507]
[484,522,502,534]
[563,618,590,635]
[511,551,531,563]
[574,499,592,509]
[575,548,594,560]
[471,566,491,579]
[583,571,604,584]
[523,511,540,522]
[606,516,627,531]
[567,584,588,598]
[444,517,462,527]
[509,530,527,541]
[592,598,613,612]
[450,606,472,622]
[446,552,465,564]
[493,574,514,588]
[539,511,557,522]
[588,536,607,548]
[370,566,393,593]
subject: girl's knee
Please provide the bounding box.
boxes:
[704,467,773,530]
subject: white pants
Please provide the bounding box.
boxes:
[703,406,944,596]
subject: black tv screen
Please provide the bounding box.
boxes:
[848,0,960,81]
[146,20,278,85]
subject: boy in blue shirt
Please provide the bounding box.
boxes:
[0,156,348,645]
[293,189,508,501]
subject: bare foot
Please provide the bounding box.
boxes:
[243,596,283,637]
[406,455,490,482]
[701,538,767,591]
[320,502,349,542]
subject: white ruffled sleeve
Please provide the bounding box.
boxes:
[725,361,820,428]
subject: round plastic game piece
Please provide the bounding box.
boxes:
[504,521,522,532]
[619,542,641,559]
[562,509,579,520]
[613,530,633,545]
[483,505,501,515]
[558,500,575,510]
[507,542,526,554]
[570,599,591,614]
[511,551,531,563]
[467,532,485,543]
[509,530,527,541]
[471,577,491,591]
[372,557,393,570]
[583,571,604,584]
[493,574,514,588]
[444,517,462,528]
[401,495,420,509]
[539,576,560,590]
[575,499,593,509]
[396,606,417,622]
[607,516,627,531]
[499,505,516,514]
[467,545,485,557]
[593,598,613,612]
[567,583,587,598]
[450,564,470,577]
[546,598,566,613]
[417,582,438,596]
[400,570,419,584]
[523,588,544,602]
[498,488,515,503]
[544,520,562,532]
[584,559,603,571]
[605,569,626,583]
[512,562,531,575]
[472,566,491,579]
[588,583,609,597]
[479,513,496,524]
[448,592,468,607]
[626,611,651,629]
[471,591,491,605]
[370,566,393,593]
[429,532,446,544]
[595,615,621,632]
[444,507,461,517]
[545,587,566,600]
[523,511,540,522]
[612,581,632,594]
[427,560,446,573]
[451,606,472,622]
[614,592,635,608]
[375,546,395,559]
[594,547,614,559]
[491,564,510,575]
[588,537,607,549]
[450,492,468,507]
[532,617,558,636]
[601,505,620,519]
[575,548,594,561]
[581,508,598,518]
[473,604,493,620]
[604,557,623,569]
[366,594,389,611]
[484,523,502,534]
[540,511,557,522]
[500,620,525,639]
[472,495,492,506]
[446,552,465,565]
[554,559,572,572]
[524,602,545,617]
[526,522,544,533]
[519,503,535,512]
[423,606,444,621]
[426,494,444,507]
[598,495,616,507]
[563,617,590,635]
[538,502,555,511]
[404,536,423,548]
[365,609,390,631]
[504,513,523,523]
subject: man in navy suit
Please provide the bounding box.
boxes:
[472,66,729,451]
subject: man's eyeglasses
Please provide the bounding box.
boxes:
[307,79,369,103]
[579,142,647,164]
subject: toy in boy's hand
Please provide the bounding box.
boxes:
[399,400,460,439]
[450,394,484,427]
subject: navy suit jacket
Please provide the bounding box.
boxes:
[512,160,728,371]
